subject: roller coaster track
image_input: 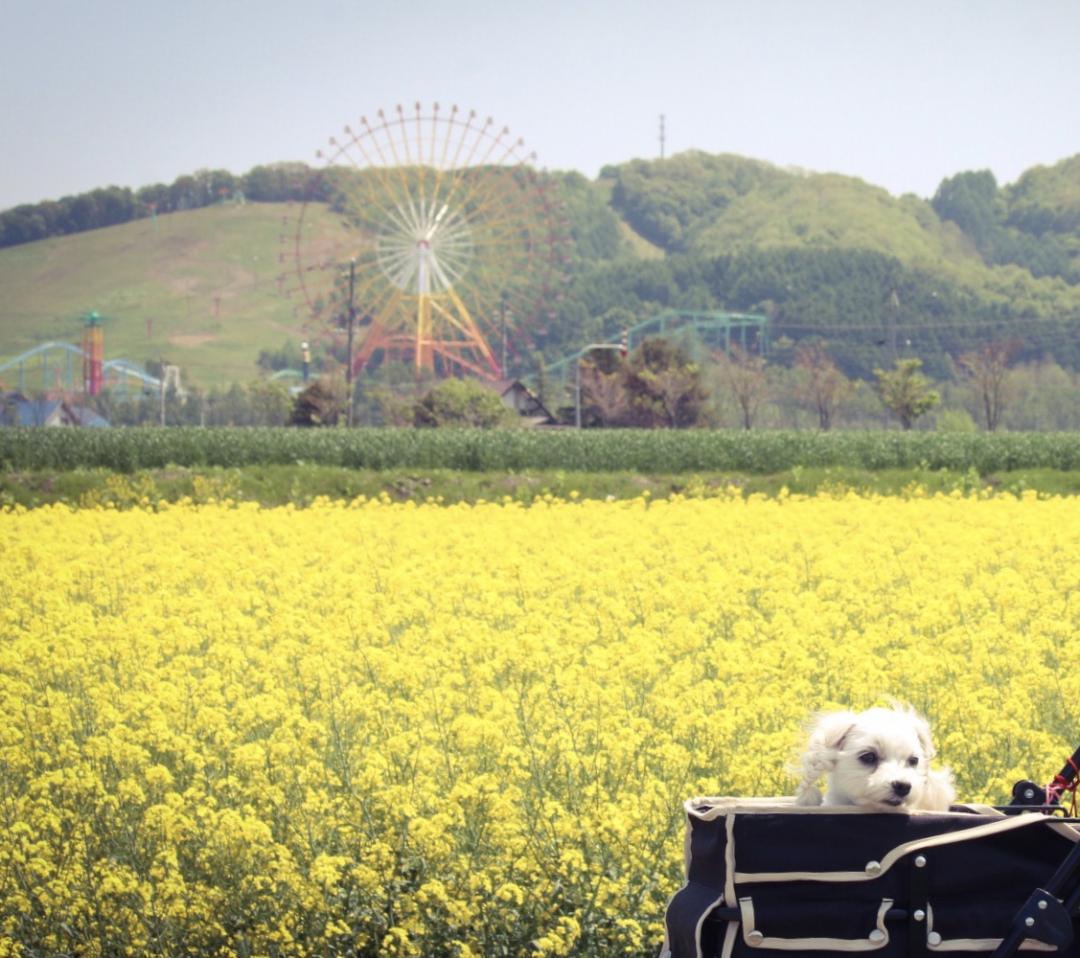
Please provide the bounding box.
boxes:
[0,342,164,394]
[545,309,768,379]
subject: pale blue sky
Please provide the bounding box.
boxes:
[1,0,1077,210]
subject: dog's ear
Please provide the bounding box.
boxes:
[807,710,857,752]
[794,710,856,805]
[909,710,937,760]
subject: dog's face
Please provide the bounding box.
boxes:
[798,706,946,810]
[826,708,935,809]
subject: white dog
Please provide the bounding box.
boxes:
[794,706,955,811]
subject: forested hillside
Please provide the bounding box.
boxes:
[548,152,1080,377]
[2,151,1078,384]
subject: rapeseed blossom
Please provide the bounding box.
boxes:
[1,492,1078,956]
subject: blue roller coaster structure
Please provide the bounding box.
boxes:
[544,309,768,380]
[0,341,164,397]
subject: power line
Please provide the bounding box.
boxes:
[777,315,1079,333]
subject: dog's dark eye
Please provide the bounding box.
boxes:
[907,756,919,767]
[858,751,878,767]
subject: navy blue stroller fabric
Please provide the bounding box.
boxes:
[663,797,1080,958]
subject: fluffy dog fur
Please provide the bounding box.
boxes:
[794,706,955,812]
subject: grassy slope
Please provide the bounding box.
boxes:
[0,203,351,387]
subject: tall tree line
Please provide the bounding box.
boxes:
[0,163,319,247]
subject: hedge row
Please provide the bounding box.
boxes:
[2,427,1080,474]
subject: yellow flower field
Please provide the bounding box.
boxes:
[1,492,1079,957]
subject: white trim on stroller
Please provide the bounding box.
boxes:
[663,797,1080,958]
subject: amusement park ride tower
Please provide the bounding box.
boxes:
[82,311,104,396]
[280,103,570,381]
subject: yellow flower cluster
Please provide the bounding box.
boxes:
[1,492,1078,957]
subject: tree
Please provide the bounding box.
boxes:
[247,380,293,427]
[931,170,999,249]
[363,386,415,426]
[793,342,853,430]
[624,337,707,428]
[715,344,768,430]
[579,360,630,426]
[413,378,514,428]
[873,358,940,429]
[956,339,1019,432]
[290,378,345,427]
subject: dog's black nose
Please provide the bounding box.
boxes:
[891,781,912,797]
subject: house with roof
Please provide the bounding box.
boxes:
[490,379,559,426]
[1,393,110,427]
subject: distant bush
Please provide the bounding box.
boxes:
[1,427,1079,474]
[413,379,516,428]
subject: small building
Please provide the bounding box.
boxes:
[1,393,110,427]
[490,379,558,426]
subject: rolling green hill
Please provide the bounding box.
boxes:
[0,203,350,386]
[1,152,1078,387]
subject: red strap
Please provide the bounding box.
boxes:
[1046,757,1080,816]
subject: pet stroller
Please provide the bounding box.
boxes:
[663,748,1080,958]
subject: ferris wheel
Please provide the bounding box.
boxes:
[280,103,570,379]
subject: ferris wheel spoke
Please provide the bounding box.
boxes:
[435,171,529,236]
[428,248,472,278]
[429,105,440,168]
[376,242,418,270]
[461,115,496,171]
[444,109,479,175]
[335,168,418,239]
[339,131,406,208]
[394,105,415,167]
[429,240,473,264]
[405,109,432,222]
[428,256,461,294]
[473,125,517,171]
[366,113,421,204]
[354,289,406,370]
[361,283,405,331]
[374,112,412,193]
[376,251,416,288]
[378,249,418,291]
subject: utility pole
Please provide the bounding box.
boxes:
[345,259,356,427]
[659,113,666,159]
[499,291,508,377]
[159,357,166,427]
